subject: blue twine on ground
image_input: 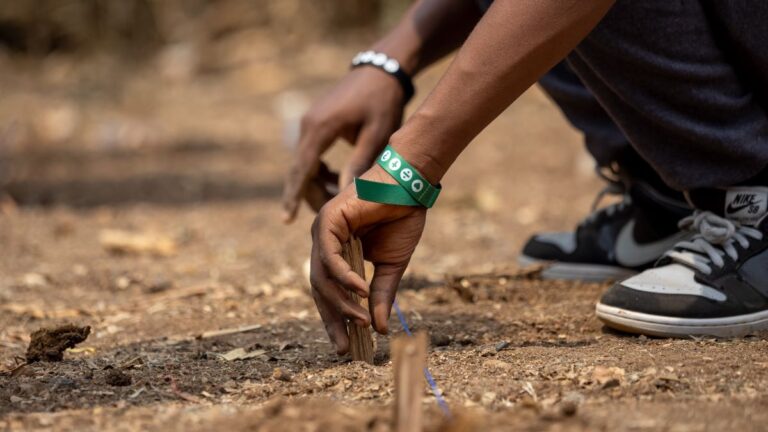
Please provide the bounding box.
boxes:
[392,299,452,418]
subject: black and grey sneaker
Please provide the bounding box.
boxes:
[519,180,691,281]
[597,186,768,337]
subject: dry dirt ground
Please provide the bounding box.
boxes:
[2,47,768,432]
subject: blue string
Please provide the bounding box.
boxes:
[392,299,451,418]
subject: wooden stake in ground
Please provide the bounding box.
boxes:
[391,331,427,432]
[341,236,375,364]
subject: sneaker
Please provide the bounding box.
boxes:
[597,186,768,337]
[519,179,691,281]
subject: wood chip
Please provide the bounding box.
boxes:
[99,229,177,257]
[218,348,267,361]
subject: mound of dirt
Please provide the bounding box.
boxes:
[104,369,132,387]
[25,324,91,363]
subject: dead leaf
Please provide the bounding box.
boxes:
[99,229,177,257]
[219,347,267,361]
[67,346,96,354]
[1,304,87,320]
[592,366,626,387]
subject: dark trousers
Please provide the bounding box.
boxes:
[560,0,768,191]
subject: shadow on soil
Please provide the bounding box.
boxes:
[1,141,282,208]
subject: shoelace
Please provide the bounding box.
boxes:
[664,211,763,275]
[582,167,630,225]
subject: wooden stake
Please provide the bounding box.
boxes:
[391,331,427,432]
[341,236,375,364]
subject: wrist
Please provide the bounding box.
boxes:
[351,50,415,103]
[388,127,449,185]
[370,34,421,76]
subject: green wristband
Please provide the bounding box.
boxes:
[376,145,441,208]
[355,178,421,206]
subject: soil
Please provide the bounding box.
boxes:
[25,325,91,363]
[2,41,768,431]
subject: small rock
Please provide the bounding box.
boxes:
[272,367,293,382]
[51,376,78,390]
[22,273,48,288]
[560,391,584,416]
[145,278,173,294]
[560,401,578,417]
[26,324,91,363]
[457,336,475,346]
[10,395,24,404]
[483,359,512,371]
[115,276,133,290]
[479,346,496,357]
[592,366,625,387]
[495,341,510,351]
[430,333,451,347]
[481,391,496,406]
[104,369,132,387]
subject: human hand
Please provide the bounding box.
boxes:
[309,165,426,354]
[282,67,405,223]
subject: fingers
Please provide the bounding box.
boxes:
[304,163,340,213]
[368,263,408,335]
[310,205,372,354]
[315,215,369,298]
[282,117,336,223]
[311,286,349,354]
[339,121,391,188]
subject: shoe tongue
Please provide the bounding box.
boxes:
[688,186,768,227]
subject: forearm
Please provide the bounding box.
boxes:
[370,0,484,75]
[391,0,615,182]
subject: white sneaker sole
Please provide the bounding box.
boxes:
[518,255,636,282]
[596,302,768,338]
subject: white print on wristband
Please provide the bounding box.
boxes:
[400,168,413,181]
[380,150,392,162]
[411,179,424,193]
[388,158,402,171]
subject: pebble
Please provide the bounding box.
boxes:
[50,376,78,390]
[495,341,510,351]
[560,400,578,416]
[430,333,451,347]
[104,369,132,387]
[272,367,293,382]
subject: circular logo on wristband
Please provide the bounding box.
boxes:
[400,168,413,181]
[388,158,402,171]
[411,179,424,193]
[380,150,392,162]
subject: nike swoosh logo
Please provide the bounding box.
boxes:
[727,200,763,214]
[614,220,688,268]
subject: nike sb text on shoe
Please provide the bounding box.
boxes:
[519,181,690,281]
[597,187,768,338]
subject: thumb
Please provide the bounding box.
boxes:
[339,121,389,188]
[368,263,408,335]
